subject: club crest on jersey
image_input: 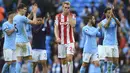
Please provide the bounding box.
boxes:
[112,22,115,25]
[60,22,69,25]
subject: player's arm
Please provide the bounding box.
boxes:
[27,5,37,25]
[112,12,120,26]
[28,13,44,25]
[54,24,61,43]
[96,31,102,37]
[28,5,44,25]
[84,27,100,36]
[54,24,59,39]
[3,25,16,36]
[111,6,120,26]
[104,16,112,28]
[96,22,102,37]
[27,12,33,19]
[5,29,15,36]
[54,15,60,43]
[81,28,86,46]
[84,28,98,36]
[69,14,76,27]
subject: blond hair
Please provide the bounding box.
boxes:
[62,1,70,7]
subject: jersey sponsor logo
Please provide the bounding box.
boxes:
[60,22,69,25]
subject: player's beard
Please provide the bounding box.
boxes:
[91,21,95,26]
[23,12,26,15]
[64,10,70,15]
[106,14,110,19]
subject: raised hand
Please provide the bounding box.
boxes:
[41,17,45,24]
[32,4,38,14]
[68,13,76,27]
[98,22,102,29]
[68,14,72,24]
[110,10,114,18]
[110,5,115,18]
[56,38,61,44]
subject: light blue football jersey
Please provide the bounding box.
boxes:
[2,21,16,50]
[13,14,30,43]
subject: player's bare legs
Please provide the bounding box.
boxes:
[40,60,48,73]
[32,49,48,73]
[67,54,73,73]
[93,61,100,67]
[80,62,88,73]
[25,56,33,73]
[33,62,37,73]
[113,58,119,66]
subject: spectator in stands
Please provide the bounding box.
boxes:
[80,6,91,17]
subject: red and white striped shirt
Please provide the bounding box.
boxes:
[55,13,76,44]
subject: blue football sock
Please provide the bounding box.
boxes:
[106,61,112,73]
[112,63,116,71]
[89,64,101,73]
[94,65,101,73]
[9,62,16,73]
[16,62,22,73]
[89,64,95,73]
[100,60,105,73]
[80,66,86,73]
[27,60,33,73]
[2,63,10,73]
[104,62,107,73]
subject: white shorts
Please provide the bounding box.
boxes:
[82,52,99,63]
[98,45,119,59]
[32,49,47,62]
[98,45,106,60]
[15,42,32,57]
[58,43,75,58]
[3,49,16,61]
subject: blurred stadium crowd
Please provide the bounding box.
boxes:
[0,0,130,73]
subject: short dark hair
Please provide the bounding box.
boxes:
[17,3,27,10]
[32,2,37,5]
[86,14,93,22]
[37,15,42,18]
[85,6,88,9]
[91,1,95,4]
[104,7,111,13]
[8,11,15,16]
